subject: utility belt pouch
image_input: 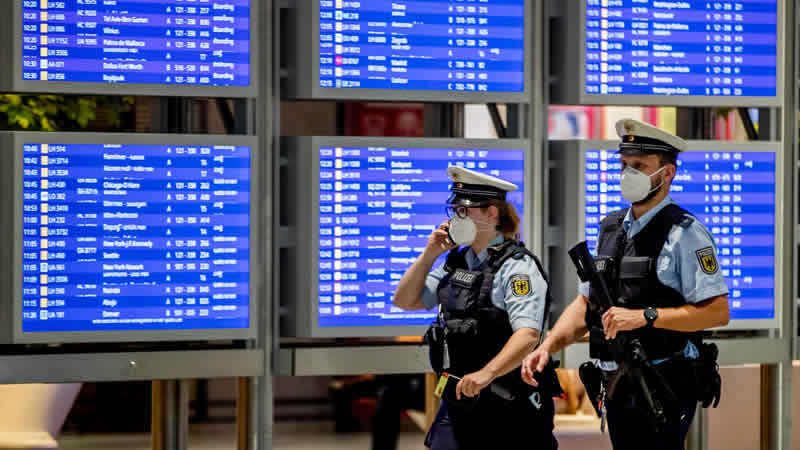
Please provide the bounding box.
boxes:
[423,322,446,374]
[444,318,479,342]
[579,361,603,417]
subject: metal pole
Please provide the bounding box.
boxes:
[151,380,190,450]
[151,380,166,450]
[769,0,796,448]
[737,108,758,141]
[237,378,252,450]
[487,103,507,138]
[254,0,275,448]
[529,0,546,259]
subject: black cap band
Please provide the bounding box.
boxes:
[618,135,680,156]
[448,182,507,204]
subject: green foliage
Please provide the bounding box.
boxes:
[0,94,134,131]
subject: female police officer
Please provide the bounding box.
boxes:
[522,119,729,450]
[393,166,559,450]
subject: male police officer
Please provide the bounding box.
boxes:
[394,167,558,450]
[522,119,729,450]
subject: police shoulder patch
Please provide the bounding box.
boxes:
[510,274,531,297]
[695,247,718,275]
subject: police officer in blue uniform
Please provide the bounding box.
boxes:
[522,119,729,450]
[394,166,559,450]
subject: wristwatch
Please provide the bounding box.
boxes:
[644,307,658,328]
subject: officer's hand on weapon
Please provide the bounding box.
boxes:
[456,369,495,399]
[602,306,648,340]
[521,347,550,387]
[425,221,457,258]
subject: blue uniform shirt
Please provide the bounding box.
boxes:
[578,196,729,369]
[422,235,549,407]
[422,234,548,333]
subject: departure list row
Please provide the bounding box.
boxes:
[585,150,776,320]
[318,146,524,327]
[21,0,250,86]
[585,0,778,97]
[319,0,526,93]
[22,143,251,332]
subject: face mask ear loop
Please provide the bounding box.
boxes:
[472,218,500,233]
[648,166,667,195]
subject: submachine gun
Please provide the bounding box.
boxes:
[569,241,678,431]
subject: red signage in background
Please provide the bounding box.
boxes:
[344,103,425,137]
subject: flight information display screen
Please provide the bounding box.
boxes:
[21,142,251,332]
[318,146,524,327]
[21,0,250,86]
[318,0,526,93]
[584,0,778,98]
[584,149,776,320]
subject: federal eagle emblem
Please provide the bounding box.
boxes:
[510,275,531,297]
[696,247,719,275]
[624,122,634,134]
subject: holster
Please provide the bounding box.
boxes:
[690,342,722,408]
[578,361,603,417]
[423,322,446,374]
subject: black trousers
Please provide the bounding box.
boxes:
[371,375,425,450]
[425,394,558,450]
[605,359,697,450]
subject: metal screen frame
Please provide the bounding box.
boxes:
[0,131,259,344]
[282,136,531,338]
[551,0,784,107]
[0,2,258,97]
[283,0,532,103]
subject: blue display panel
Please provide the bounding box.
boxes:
[584,0,778,98]
[21,0,250,86]
[318,0,526,94]
[318,146,524,327]
[21,143,250,332]
[584,149,776,320]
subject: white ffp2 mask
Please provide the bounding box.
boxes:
[447,216,497,246]
[620,166,665,203]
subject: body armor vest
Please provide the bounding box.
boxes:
[435,240,552,398]
[586,204,702,361]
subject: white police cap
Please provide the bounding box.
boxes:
[446,166,517,205]
[615,118,687,157]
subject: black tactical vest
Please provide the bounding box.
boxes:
[436,240,552,397]
[586,204,702,361]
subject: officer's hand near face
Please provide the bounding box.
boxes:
[602,306,647,340]
[456,369,495,399]
[425,221,457,258]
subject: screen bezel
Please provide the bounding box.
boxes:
[291,136,531,338]
[7,1,258,97]
[5,131,259,344]
[301,0,532,103]
[569,0,784,107]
